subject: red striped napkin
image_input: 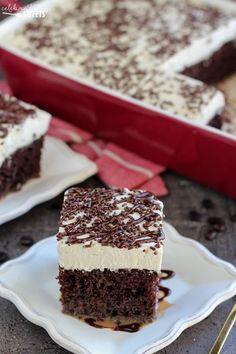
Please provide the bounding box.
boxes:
[49,117,168,196]
[0,82,168,196]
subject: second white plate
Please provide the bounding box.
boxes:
[0,136,97,225]
[0,222,235,354]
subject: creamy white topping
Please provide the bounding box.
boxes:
[135,71,225,124]
[57,188,164,272]
[58,241,163,271]
[0,98,51,167]
[162,18,236,73]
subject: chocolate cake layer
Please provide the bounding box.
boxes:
[59,267,159,322]
[0,137,43,198]
[183,41,236,83]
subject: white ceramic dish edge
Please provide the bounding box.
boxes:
[139,224,236,354]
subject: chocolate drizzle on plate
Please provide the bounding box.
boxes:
[83,269,174,332]
[84,318,142,332]
[84,318,102,329]
[114,322,141,333]
[159,269,175,281]
[158,286,171,302]
[158,269,174,302]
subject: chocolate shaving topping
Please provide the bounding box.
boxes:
[8,0,231,120]
[57,188,164,250]
[0,93,36,137]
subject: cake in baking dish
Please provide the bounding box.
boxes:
[7,0,236,127]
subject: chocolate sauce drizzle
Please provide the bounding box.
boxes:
[158,269,174,302]
[58,188,164,250]
[158,286,171,302]
[84,318,141,333]
[84,269,174,333]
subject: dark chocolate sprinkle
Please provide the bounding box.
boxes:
[230,213,236,222]
[20,236,34,247]
[212,223,225,232]
[207,217,225,231]
[188,210,201,222]
[204,229,217,241]
[202,198,214,209]
[49,199,63,210]
[57,188,164,249]
[0,251,9,264]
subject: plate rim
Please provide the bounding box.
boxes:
[140,225,236,353]
[0,223,235,354]
[0,136,97,225]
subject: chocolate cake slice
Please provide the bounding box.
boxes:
[0,93,51,198]
[57,188,164,323]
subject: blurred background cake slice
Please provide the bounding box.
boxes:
[0,93,51,197]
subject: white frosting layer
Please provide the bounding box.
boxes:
[162,18,236,73]
[58,240,163,272]
[200,89,225,125]
[0,98,51,167]
[139,71,225,125]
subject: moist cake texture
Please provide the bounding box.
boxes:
[57,188,165,322]
[58,268,160,321]
[7,0,236,126]
[0,93,51,197]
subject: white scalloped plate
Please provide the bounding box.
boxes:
[0,136,97,225]
[0,223,235,353]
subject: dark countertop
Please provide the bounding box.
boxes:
[0,172,235,354]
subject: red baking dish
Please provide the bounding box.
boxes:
[0,0,236,198]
